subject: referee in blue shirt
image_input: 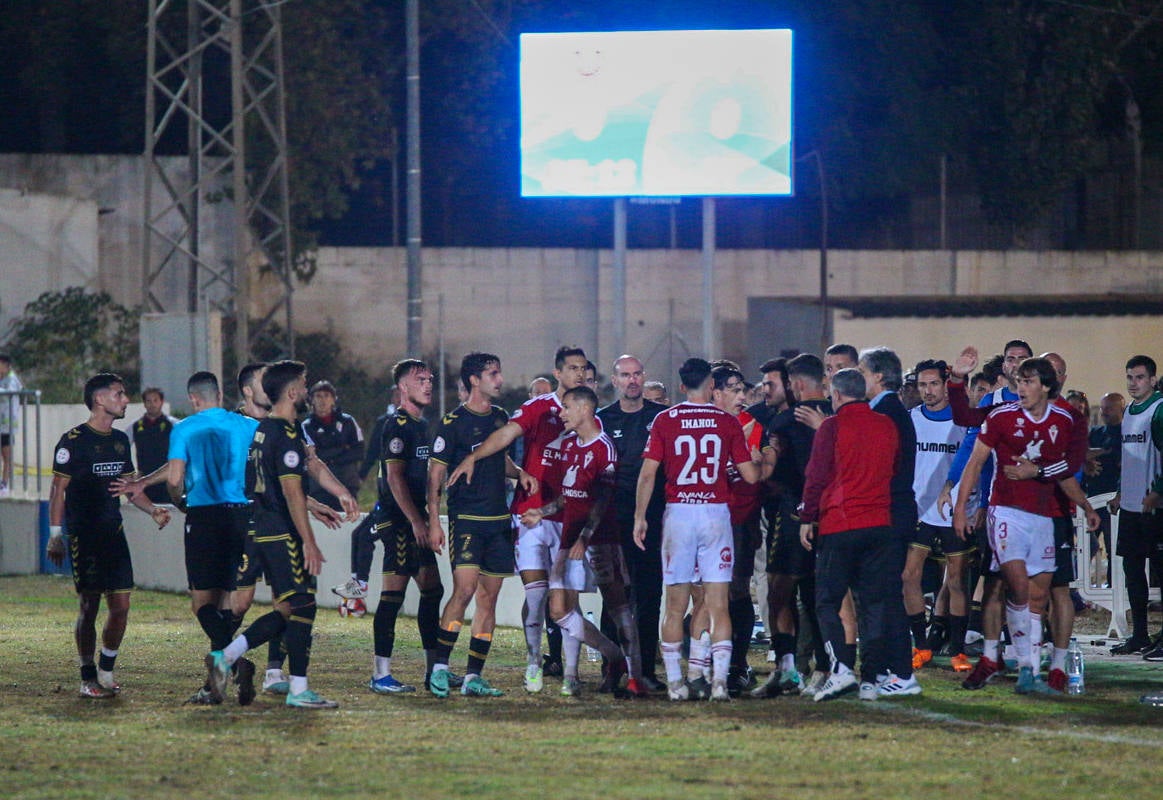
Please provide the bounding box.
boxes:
[167,371,261,703]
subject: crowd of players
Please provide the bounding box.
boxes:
[43,336,1163,707]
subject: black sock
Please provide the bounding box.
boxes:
[908,612,928,648]
[949,615,968,655]
[80,662,98,682]
[466,635,492,676]
[267,635,285,669]
[242,609,288,652]
[729,597,753,670]
[196,603,232,650]
[968,600,983,634]
[229,613,245,638]
[417,587,443,651]
[773,632,796,660]
[546,617,562,662]
[284,597,317,677]
[435,625,460,667]
[374,590,405,658]
[97,651,116,672]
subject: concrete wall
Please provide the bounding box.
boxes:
[0,498,591,626]
[298,246,1163,408]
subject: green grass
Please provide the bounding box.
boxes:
[3,574,1163,799]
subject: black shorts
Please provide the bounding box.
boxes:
[235,530,266,589]
[70,523,134,594]
[248,524,317,602]
[1115,509,1163,559]
[766,496,813,577]
[184,504,250,591]
[375,512,436,577]
[448,516,514,577]
[911,521,975,559]
[1051,515,1075,587]
[0,432,11,447]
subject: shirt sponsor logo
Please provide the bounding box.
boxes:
[92,461,125,477]
[675,490,715,502]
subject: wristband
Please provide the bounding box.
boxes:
[49,525,63,538]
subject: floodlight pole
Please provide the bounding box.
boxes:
[702,197,716,357]
[798,150,830,354]
[405,0,422,356]
[613,197,627,361]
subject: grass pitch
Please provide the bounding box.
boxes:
[3,575,1162,800]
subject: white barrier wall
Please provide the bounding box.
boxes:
[0,498,598,627]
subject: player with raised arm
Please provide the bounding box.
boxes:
[446,346,588,693]
[634,358,762,701]
[367,359,449,694]
[521,386,631,697]
[427,352,530,698]
[46,373,172,698]
[205,361,339,709]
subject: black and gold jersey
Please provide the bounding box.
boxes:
[52,424,135,532]
[378,410,430,521]
[430,404,509,520]
[246,415,307,530]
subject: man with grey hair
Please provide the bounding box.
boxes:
[800,367,901,701]
[858,346,921,697]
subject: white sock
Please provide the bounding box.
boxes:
[1051,646,1067,672]
[661,641,683,684]
[688,633,710,681]
[522,580,548,667]
[223,635,250,665]
[1029,612,1043,671]
[780,653,796,672]
[710,641,732,684]
[983,639,1000,661]
[101,647,119,659]
[374,656,391,679]
[289,675,308,695]
[1005,602,1031,669]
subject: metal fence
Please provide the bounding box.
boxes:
[0,389,43,497]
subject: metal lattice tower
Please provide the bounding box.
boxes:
[143,0,294,364]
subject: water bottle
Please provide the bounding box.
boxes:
[1066,637,1085,695]
[584,611,600,662]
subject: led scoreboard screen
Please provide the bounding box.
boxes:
[519,29,793,198]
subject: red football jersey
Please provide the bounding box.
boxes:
[510,392,566,514]
[549,430,619,548]
[728,410,763,524]
[978,401,1077,517]
[643,402,752,505]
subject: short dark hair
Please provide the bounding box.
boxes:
[392,358,428,385]
[237,362,266,397]
[711,364,744,390]
[186,371,219,400]
[831,368,866,401]
[310,380,337,397]
[262,360,307,404]
[1004,339,1034,358]
[913,359,948,381]
[825,343,859,364]
[859,347,903,391]
[679,357,713,390]
[787,353,825,384]
[1126,355,1157,377]
[460,351,500,393]
[585,360,597,376]
[759,357,786,375]
[1017,357,1060,397]
[0,353,11,365]
[971,371,991,387]
[142,387,165,402]
[563,385,599,411]
[981,354,1005,384]
[84,373,124,410]
[709,358,742,371]
[555,346,587,370]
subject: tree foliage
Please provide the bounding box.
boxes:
[4,289,141,404]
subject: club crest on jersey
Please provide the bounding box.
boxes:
[1049,424,1059,443]
[583,451,593,469]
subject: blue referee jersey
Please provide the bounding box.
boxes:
[168,407,259,506]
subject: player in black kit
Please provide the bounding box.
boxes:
[206,361,339,709]
[597,354,669,691]
[426,352,531,698]
[367,358,452,694]
[47,373,172,698]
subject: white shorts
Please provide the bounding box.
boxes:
[514,515,561,573]
[661,503,734,585]
[586,542,630,587]
[548,547,596,592]
[987,505,1056,577]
